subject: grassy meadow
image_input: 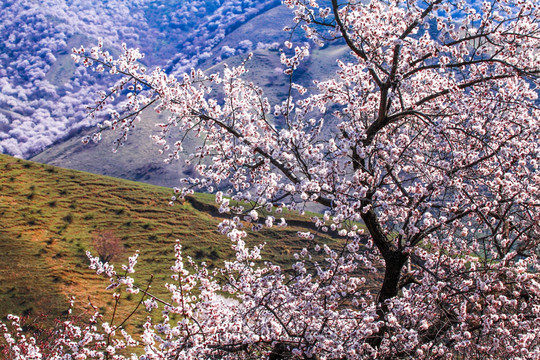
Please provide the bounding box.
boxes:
[0,153,351,332]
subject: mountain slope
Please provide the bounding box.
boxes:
[0,153,345,325]
[31,45,354,188]
[0,0,279,158]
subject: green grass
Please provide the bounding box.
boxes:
[0,154,354,330]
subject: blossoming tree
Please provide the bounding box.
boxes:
[3,0,540,358]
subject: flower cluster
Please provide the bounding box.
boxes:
[4,0,540,358]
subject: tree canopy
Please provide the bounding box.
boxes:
[3,0,540,359]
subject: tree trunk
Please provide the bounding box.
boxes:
[370,251,408,349]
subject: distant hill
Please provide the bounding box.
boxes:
[0,0,279,158]
[0,153,349,328]
[30,4,353,187]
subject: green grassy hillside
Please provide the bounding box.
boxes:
[0,153,345,328]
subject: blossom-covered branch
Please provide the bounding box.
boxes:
[3,0,540,358]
